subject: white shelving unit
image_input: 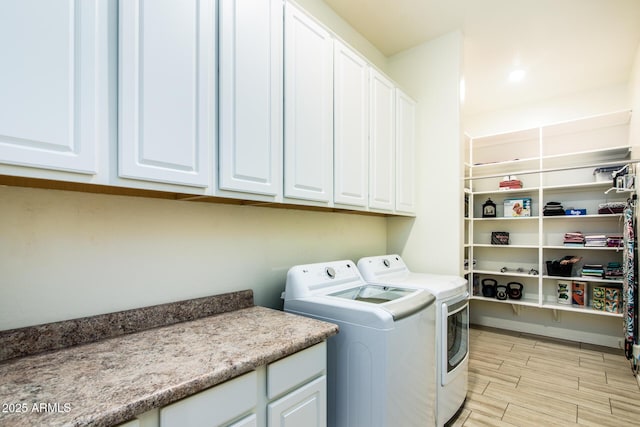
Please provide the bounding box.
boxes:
[464,110,634,319]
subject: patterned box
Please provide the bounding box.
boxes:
[605,288,621,301]
[592,286,606,299]
[605,300,621,313]
[572,281,586,306]
[592,298,606,311]
[557,280,572,305]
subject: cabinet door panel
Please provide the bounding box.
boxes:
[369,69,395,211]
[160,371,257,427]
[119,0,214,187]
[333,41,368,207]
[219,0,282,196]
[268,376,326,427]
[284,4,333,203]
[0,0,103,174]
[395,90,416,214]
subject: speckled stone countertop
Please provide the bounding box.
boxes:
[0,293,338,427]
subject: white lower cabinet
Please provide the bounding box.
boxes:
[122,343,327,427]
[266,342,327,427]
[161,371,257,427]
[267,377,326,427]
[230,415,258,427]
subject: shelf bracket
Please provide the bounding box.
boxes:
[511,304,521,316]
[604,187,635,194]
[552,309,560,322]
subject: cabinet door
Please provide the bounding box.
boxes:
[268,376,327,427]
[368,69,395,211]
[119,0,214,187]
[219,0,283,196]
[160,371,257,427]
[395,90,416,214]
[0,0,106,174]
[333,40,369,208]
[283,3,334,203]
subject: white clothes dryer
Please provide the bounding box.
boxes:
[357,254,469,427]
[283,260,437,427]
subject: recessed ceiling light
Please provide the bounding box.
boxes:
[509,69,525,82]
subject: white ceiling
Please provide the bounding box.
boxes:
[322,0,640,116]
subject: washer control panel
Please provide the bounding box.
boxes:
[287,260,364,298]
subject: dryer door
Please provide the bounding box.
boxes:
[442,296,469,385]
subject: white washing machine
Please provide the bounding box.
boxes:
[283,260,437,427]
[357,255,469,427]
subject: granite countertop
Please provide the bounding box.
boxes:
[0,293,338,427]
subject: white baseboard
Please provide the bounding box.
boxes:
[470,300,623,348]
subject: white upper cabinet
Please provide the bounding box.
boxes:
[333,40,369,208]
[368,69,396,211]
[284,2,334,203]
[395,90,416,214]
[118,0,215,188]
[0,0,107,174]
[219,0,283,197]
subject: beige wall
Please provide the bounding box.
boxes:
[0,186,386,330]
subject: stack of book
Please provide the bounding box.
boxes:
[585,234,607,247]
[582,264,604,278]
[605,262,623,280]
[499,179,523,190]
[564,232,585,247]
[606,234,624,247]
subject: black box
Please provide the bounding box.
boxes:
[491,231,510,245]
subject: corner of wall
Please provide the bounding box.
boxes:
[385,31,464,274]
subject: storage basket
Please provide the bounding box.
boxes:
[545,256,583,277]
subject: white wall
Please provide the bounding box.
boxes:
[464,83,630,137]
[0,186,386,330]
[385,31,464,275]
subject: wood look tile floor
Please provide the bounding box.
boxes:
[446,326,640,426]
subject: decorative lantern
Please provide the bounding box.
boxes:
[482,198,496,218]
